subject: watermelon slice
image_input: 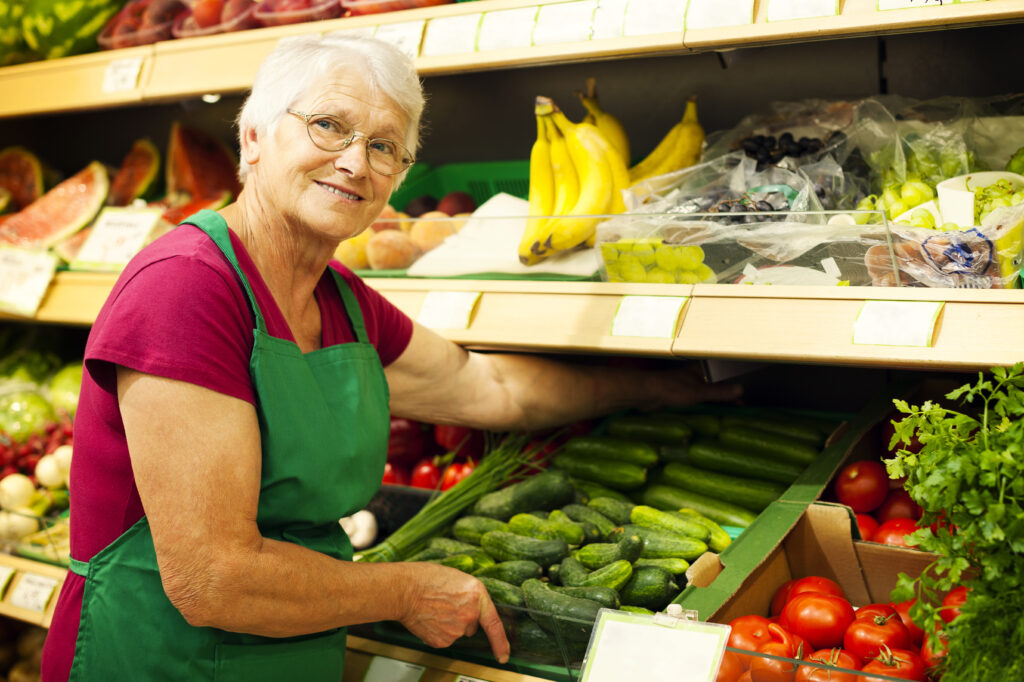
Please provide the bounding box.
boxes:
[166,122,241,201]
[154,189,232,225]
[109,138,161,207]
[0,187,10,214]
[0,161,109,249]
[0,147,45,211]
[21,0,123,60]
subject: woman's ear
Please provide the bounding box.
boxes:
[240,124,261,166]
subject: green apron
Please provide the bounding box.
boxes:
[68,210,390,681]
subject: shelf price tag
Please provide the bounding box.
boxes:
[623,0,685,36]
[610,295,688,339]
[103,57,144,94]
[580,607,731,682]
[877,0,946,10]
[592,0,629,39]
[71,207,163,273]
[417,290,481,330]
[853,300,944,347]
[766,0,839,22]
[477,7,538,51]
[0,246,58,317]
[0,566,15,598]
[362,656,425,682]
[421,14,483,56]
[453,677,488,682]
[685,0,756,29]
[373,21,425,59]
[533,1,597,46]
[10,573,59,614]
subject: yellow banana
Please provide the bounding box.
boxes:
[519,107,555,265]
[547,109,613,252]
[576,77,630,165]
[547,114,579,218]
[628,95,704,185]
[586,122,630,214]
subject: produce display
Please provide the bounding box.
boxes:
[0,619,48,682]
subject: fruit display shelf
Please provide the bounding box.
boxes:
[0,553,66,629]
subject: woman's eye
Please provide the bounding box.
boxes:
[369,139,397,156]
[312,117,345,135]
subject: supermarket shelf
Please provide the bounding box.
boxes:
[346,635,551,681]
[0,554,66,628]
[1,0,1022,117]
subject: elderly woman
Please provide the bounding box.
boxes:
[41,35,738,681]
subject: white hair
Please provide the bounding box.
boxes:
[236,34,425,182]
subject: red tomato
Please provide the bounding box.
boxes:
[716,650,745,682]
[750,625,808,682]
[795,648,861,682]
[843,611,912,662]
[738,672,753,682]
[834,460,889,512]
[387,418,430,467]
[409,457,441,489]
[434,425,485,460]
[381,461,409,486]
[920,630,947,672]
[770,580,797,618]
[728,615,775,668]
[440,459,476,491]
[855,513,880,541]
[872,518,919,548]
[876,488,923,523]
[781,593,855,650]
[891,600,925,647]
[191,0,224,27]
[939,586,968,624]
[787,576,847,603]
[854,603,898,621]
[860,648,927,681]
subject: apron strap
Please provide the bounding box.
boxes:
[329,268,370,345]
[69,557,89,577]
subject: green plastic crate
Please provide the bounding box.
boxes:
[390,160,530,213]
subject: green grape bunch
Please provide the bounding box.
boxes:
[972,179,1024,224]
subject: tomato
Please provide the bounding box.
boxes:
[834,460,889,512]
[381,461,409,486]
[781,592,855,650]
[434,425,485,460]
[440,459,476,491]
[738,672,753,682]
[876,488,923,523]
[770,580,797,618]
[860,648,926,681]
[191,0,224,27]
[716,650,745,682]
[728,615,775,668]
[880,417,923,455]
[843,611,912,662]
[409,457,441,489]
[387,418,430,467]
[920,630,947,672]
[872,518,919,548]
[855,513,879,541]
[891,600,925,647]
[939,586,968,624]
[787,576,847,603]
[795,648,861,682]
[854,603,897,621]
[749,641,800,682]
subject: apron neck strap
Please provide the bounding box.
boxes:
[191,210,268,335]
[329,268,369,344]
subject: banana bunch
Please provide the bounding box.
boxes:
[628,95,705,186]
[519,95,630,265]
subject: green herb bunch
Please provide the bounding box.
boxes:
[886,364,1024,680]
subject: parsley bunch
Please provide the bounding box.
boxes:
[886,364,1024,680]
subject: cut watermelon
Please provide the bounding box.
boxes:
[109,139,162,207]
[0,188,10,214]
[166,122,241,201]
[154,189,232,225]
[0,147,45,211]
[0,161,109,249]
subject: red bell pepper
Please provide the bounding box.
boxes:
[387,417,430,467]
[434,425,485,460]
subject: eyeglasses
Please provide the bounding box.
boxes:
[286,109,415,176]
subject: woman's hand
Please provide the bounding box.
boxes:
[400,563,510,663]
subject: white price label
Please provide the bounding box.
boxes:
[102,57,143,94]
[453,677,489,682]
[592,0,629,39]
[685,0,756,29]
[362,656,425,682]
[623,0,685,37]
[878,0,946,9]
[373,21,425,59]
[421,14,482,56]
[416,290,481,330]
[853,300,944,347]
[0,566,15,598]
[610,295,688,339]
[10,573,59,613]
[766,0,839,22]
[477,7,538,51]
[0,247,58,317]
[533,1,596,46]
[71,207,162,272]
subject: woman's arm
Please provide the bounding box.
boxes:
[385,322,741,430]
[117,367,509,661]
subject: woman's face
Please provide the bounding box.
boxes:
[250,70,409,243]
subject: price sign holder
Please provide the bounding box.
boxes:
[421,14,483,57]
[766,0,839,22]
[852,300,944,347]
[623,0,685,36]
[9,573,59,614]
[103,57,144,94]
[877,0,945,10]
[71,206,163,272]
[362,655,425,682]
[373,21,425,59]
[533,1,597,46]
[610,295,688,339]
[477,6,539,51]
[685,0,756,30]
[580,606,731,682]
[0,246,58,317]
[416,290,481,330]
[0,566,15,599]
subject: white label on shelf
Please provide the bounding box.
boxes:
[580,609,730,682]
[0,247,58,317]
[592,0,629,39]
[102,57,143,94]
[766,0,839,22]
[878,0,945,10]
[362,656,425,682]
[71,207,162,273]
[0,566,15,598]
[610,295,688,339]
[623,0,685,36]
[373,21,425,59]
[477,7,538,51]
[10,573,59,613]
[853,300,944,347]
[417,290,481,330]
[421,14,483,57]
[686,0,756,29]
[453,677,489,682]
[533,1,597,46]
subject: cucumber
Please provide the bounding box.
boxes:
[552,452,646,491]
[561,504,617,538]
[512,617,565,664]
[620,566,678,611]
[581,559,633,591]
[659,445,690,463]
[629,505,710,542]
[472,470,576,521]
[577,520,602,544]
[573,534,643,570]
[477,576,525,608]
[453,516,510,545]
[673,509,731,553]
[721,413,823,446]
[549,584,620,609]
[688,441,804,485]
[560,435,660,467]
[619,605,655,615]
[761,409,841,439]
[473,560,543,586]
[608,524,708,561]
[654,411,721,437]
[571,478,633,503]
[633,557,690,575]
[480,531,569,567]
[587,497,636,526]
[718,424,820,466]
[427,537,480,555]
[604,414,692,447]
[641,484,758,528]
[428,553,476,572]
[522,579,602,643]
[660,462,784,513]
[547,509,587,545]
[557,556,591,587]
[509,513,563,541]
[407,546,448,562]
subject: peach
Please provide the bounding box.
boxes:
[366,229,421,270]
[410,211,457,253]
[370,204,402,232]
[334,229,373,270]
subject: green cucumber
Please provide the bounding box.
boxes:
[633,557,690,575]
[608,524,708,561]
[641,484,758,528]
[587,497,636,526]
[688,441,804,484]
[509,513,562,541]
[660,462,784,513]
[473,560,543,586]
[429,553,476,572]
[427,537,480,555]
[472,470,576,521]
[557,556,591,587]
[480,531,569,567]
[619,605,655,615]
[512,618,569,663]
[560,435,660,467]
[407,546,448,562]
[629,505,710,542]
[620,566,678,611]
[654,411,721,437]
[453,516,510,545]
[549,584,620,609]
[571,478,633,503]
[721,413,823,445]
[761,409,840,439]
[581,559,633,591]
[477,576,525,608]
[718,424,820,466]
[604,414,692,447]
[577,520,602,544]
[522,579,601,643]
[659,445,691,463]
[673,509,731,553]
[547,509,587,545]
[552,452,646,491]
[572,534,643,570]
[561,504,617,538]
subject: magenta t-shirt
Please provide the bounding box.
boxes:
[42,218,413,681]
